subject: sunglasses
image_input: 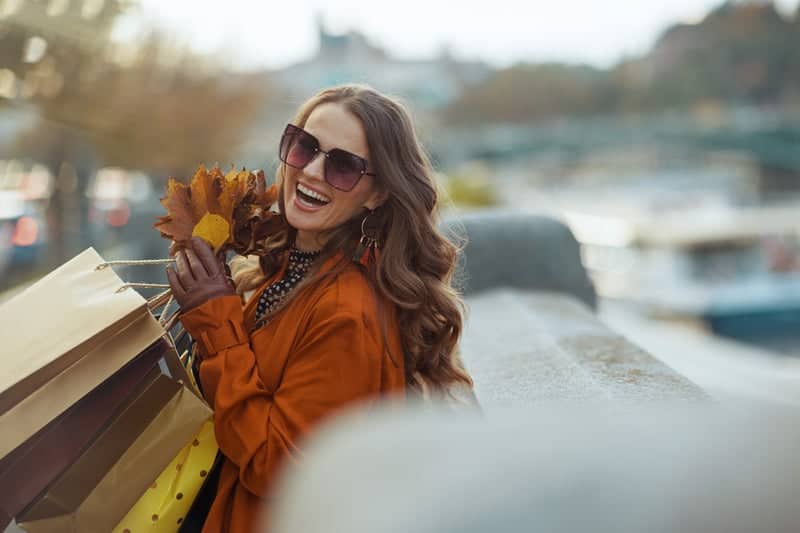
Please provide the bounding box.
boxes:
[279,123,376,192]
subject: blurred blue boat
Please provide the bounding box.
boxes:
[565,203,800,351]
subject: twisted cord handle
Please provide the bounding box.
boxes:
[94,258,175,294]
[95,258,175,270]
[116,282,171,293]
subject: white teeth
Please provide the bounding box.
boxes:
[297,183,331,204]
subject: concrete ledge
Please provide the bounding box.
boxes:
[462,290,706,405]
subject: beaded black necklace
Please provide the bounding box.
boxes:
[253,247,320,329]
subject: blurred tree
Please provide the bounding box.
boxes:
[442,0,800,124]
[442,63,616,124]
[0,0,269,263]
[636,0,799,106]
[0,0,133,263]
[19,32,267,178]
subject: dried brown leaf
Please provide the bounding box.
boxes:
[189,165,223,220]
[154,177,194,247]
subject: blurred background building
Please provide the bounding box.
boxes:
[272,16,491,110]
[0,0,799,356]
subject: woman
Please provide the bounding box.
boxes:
[166,84,474,532]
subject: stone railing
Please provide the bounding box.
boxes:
[462,289,705,405]
[445,210,704,405]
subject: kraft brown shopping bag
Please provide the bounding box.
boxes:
[0,247,167,459]
[17,375,212,533]
[0,337,173,529]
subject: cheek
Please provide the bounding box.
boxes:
[346,181,379,211]
[334,193,369,222]
[282,185,289,209]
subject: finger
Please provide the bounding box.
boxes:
[185,247,209,280]
[166,266,186,301]
[175,250,195,288]
[192,236,221,276]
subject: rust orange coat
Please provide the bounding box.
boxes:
[180,255,406,532]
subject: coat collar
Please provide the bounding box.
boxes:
[242,250,350,330]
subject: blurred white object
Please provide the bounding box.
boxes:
[271,402,800,533]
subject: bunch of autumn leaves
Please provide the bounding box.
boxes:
[154,165,281,256]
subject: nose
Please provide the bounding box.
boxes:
[302,151,325,181]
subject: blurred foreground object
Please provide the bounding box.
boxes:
[271,402,800,533]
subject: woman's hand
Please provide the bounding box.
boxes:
[166,237,235,312]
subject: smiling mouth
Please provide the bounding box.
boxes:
[296,183,331,207]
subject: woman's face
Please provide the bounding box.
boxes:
[283,102,385,251]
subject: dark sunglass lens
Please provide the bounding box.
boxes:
[282,130,318,168]
[326,150,364,190]
[279,133,293,162]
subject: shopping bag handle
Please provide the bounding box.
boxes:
[96,259,174,292]
[91,258,198,374]
[95,258,176,270]
[95,259,175,293]
[93,258,177,323]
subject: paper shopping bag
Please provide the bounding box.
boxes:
[0,247,166,459]
[17,377,212,533]
[0,337,173,529]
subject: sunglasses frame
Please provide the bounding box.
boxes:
[279,123,376,192]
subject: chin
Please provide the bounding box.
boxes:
[285,195,323,233]
[285,205,312,232]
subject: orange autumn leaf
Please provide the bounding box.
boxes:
[155,164,281,256]
[153,177,194,248]
[223,167,239,183]
[189,165,222,221]
[218,169,245,224]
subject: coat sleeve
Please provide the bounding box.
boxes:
[178,293,383,497]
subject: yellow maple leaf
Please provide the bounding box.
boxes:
[192,212,230,252]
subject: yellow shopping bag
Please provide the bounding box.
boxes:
[113,419,218,532]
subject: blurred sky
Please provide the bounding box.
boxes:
[118,0,800,70]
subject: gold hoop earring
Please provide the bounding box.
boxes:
[353,209,380,264]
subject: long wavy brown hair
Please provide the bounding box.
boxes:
[232,84,473,399]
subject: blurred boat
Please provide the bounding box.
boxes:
[564,202,800,349]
